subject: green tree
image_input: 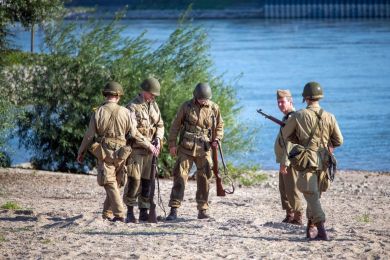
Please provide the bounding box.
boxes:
[2,14,255,173]
[6,0,64,53]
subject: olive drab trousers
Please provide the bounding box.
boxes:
[123,150,153,209]
[296,170,326,224]
[168,151,213,211]
[279,166,303,214]
[98,159,126,219]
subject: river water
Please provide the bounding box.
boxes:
[11,19,390,171]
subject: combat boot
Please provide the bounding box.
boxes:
[112,216,126,223]
[126,206,138,223]
[316,221,329,241]
[282,209,294,223]
[166,207,177,221]
[198,209,210,219]
[139,208,149,222]
[290,211,303,226]
[307,219,318,239]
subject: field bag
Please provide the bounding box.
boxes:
[288,109,323,172]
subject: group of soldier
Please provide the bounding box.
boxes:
[77,78,343,241]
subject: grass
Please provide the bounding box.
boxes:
[1,201,21,210]
[357,213,370,223]
[0,234,6,242]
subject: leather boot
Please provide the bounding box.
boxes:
[126,206,138,223]
[290,211,303,226]
[307,219,318,239]
[139,208,149,222]
[112,216,126,223]
[166,207,177,221]
[282,210,294,223]
[316,221,329,241]
[198,209,210,219]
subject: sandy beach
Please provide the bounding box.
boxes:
[0,167,389,259]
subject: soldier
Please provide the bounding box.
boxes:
[274,89,303,225]
[166,83,223,220]
[123,77,164,223]
[282,82,343,240]
[77,81,139,222]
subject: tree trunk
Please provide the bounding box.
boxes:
[30,23,35,53]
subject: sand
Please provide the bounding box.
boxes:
[0,168,389,259]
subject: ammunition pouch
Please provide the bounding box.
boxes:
[180,131,210,151]
[89,142,105,161]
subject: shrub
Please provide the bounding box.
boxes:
[1,201,21,210]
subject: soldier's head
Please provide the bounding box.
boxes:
[302,81,323,103]
[276,89,293,115]
[140,77,161,101]
[102,81,124,100]
[193,83,212,104]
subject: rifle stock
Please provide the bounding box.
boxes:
[211,116,226,197]
[256,109,285,127]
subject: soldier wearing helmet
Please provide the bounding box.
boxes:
[282,81,343,241]
[77,81,140,222]
[274,89,304,225]
[123,77,164,223]
[166,82,224,221]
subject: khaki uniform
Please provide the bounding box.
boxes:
[282,103,343,224]
[123,94,164,209]
[168,99,223,210]
[274,111,303,215]
[78,101,139,219]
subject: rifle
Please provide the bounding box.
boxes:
[256,109,285,127]
[148,140,158,223]
[211,116,236,196]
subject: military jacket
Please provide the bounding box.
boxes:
[274,110,295,166]
[78,101,138,156]
[282,103,343,170]
[126,94,164,149]
[168,98,224,157]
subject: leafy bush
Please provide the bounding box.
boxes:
[1,12,255,173]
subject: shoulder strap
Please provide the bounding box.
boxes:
[102,105,121,136]
[304,109,323,148]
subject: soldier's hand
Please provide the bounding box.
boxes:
[211,140,219,148]
[149,144,159,156]
[77,154,84,164]
[279,164,288,175]
[169,146,177,157]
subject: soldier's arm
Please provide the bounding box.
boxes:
[168,103,186,148]
[126,107,152,149]
[330,115,343,148]
[154,103,165,141]
[214,104,224,141]
[77,113,97,157]
[281,114,298,143]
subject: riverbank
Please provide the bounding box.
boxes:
[0,167,388,259]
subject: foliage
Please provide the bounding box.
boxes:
[1,11,255,173]
[1,201,21,210]
[0,96,15,167]
[5,0,65,28]
[226,163,267,186]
